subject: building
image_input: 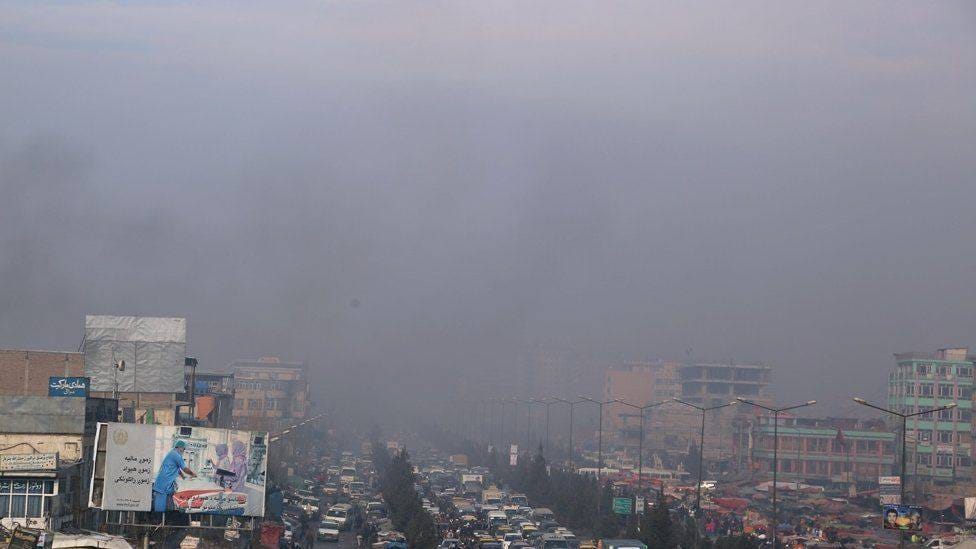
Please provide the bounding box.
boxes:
[0,395,117,530]
[0,349,85,396]
[185,371,235,428]
[603,361,681,446]
[749,415,896,485]
[230,357,310,430]
[679,361,772,406]
[888,347,974,482]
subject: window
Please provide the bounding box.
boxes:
[937,431,954,443]
[0,479,57,520]
[905,384,915,396]
[938,408,953,421]
[939,384,954,397]
[937,366,949,377]
[919,384,934,397]
[959,410,972,422]
[918,453,931,465]
[936,453,953,467]
[959,387,972,399]
[959,456,972,467]
[917,363,930,375]
[959,367,973,378]
[919,430,932,443]
[248,399,263,410]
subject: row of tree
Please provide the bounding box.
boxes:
[376,445,440,548]
[426,421,760,549]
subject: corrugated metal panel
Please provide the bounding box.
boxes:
[0,396,86,434]
[84,316,186,393]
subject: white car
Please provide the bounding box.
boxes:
[502,532,523,549]
[317,521,340,542]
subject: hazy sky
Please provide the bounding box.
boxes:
[2,1,975,412]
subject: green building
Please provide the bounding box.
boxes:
[888,347,974,482]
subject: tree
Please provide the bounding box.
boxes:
[594,481,620,539]
[406,508,439,549]
[641,490,674,549]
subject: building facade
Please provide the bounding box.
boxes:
[888,347,974,482]
[749,415,896,485]
[230,357,309,430]
[0,349,85,396]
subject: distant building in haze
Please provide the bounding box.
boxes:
[230,357,310,431]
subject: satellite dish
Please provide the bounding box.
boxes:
[116,360,126,372]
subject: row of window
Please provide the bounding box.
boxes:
[913,453,973,467]
[0,480,57,520]
[895,406,973,422]
[908,363,974,378]
[900,383,972,399]
[235,381,286,391]
[239,398,286,411]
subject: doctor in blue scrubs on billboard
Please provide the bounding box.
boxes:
[153,440,197,512]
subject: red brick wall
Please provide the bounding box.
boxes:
[0,349,84,396]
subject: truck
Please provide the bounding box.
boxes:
[461,474,484,499]
[482,487,505,506]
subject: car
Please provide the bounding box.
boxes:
[502,532,524,549]
[317,521,341,542]
[439,540,463,549]
[325,504,353,530]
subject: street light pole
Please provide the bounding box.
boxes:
[673,398,737,512]
[553,397,586,470]
[852,398,958,504]
[579,396,618,484]
[531,398,557,458]
[737,398,817,546]
[616,399,670,517]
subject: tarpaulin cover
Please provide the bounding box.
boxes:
[84,315,186,393]
[966,497,976,520]
[0,396,86,434]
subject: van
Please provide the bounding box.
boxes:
[325,504,353,530]
[532,508,555,522]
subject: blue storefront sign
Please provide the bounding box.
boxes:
[49,376,90,397]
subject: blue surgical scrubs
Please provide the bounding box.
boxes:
[152,449,187,511]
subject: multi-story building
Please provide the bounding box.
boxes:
[749,415,896,485]
[604,361,680,446]
[230,357,309,431]
[675,361,772,467]
[888,347,974,482]
[680,361,772,406]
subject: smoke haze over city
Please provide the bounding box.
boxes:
[2,1,976,416]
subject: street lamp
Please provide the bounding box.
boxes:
[552,397,586,470]
[578,395,619,483]
[521,398,538,452]
[615,399,670,515]
[852,397,958,504]
[737,398,817,545]
[532,398,559,458]
[673,398,737,512]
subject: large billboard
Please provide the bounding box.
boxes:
[90,423,268,516]
[84,315,186,393]
[882,504,923,531]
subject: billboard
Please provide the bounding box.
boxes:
[49,377,90,397]
[878,476,901,505]
[90,423,268,516]
[84,315,186,393]
[882,504,923,531]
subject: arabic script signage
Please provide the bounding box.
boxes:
[0,453,58,472]
[49,376,90,397]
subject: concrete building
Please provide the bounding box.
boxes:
[0,349,85,396]
[0,395,117,530]
[749,415,896,486]
[679,361,772,406]
[230,357,309,430]
[603,361,681,445]
[888,347,974,482]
